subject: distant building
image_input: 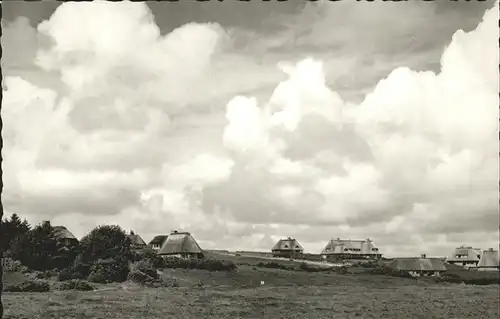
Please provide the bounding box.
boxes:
[271,237,304,258]
[128,231,147,250]
[148,235,169,251]
[52,226,79,248]
[446,245,482,269]
[388,257,447,277]
[157,230,204,259]
[475,248,499,272]
[321,238,382,260]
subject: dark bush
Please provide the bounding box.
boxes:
[58,280,95,291]
[134,260,159,279]
[368,265,413,278]
[358,261,378,268]
[198,259,237,272]
[71,255,91,278]
[4,280,50,292]
[79,225,131,265]
[299,262,334,272]
[435,272,500,285]
[161,257,237,272]
[464,277,500,285]
[57,268,85,282]
[34,269,59,279]
[127,269,160,287]
[1,257,29,273]
[87,258,129,284]
[78,225,131,283]
[257,262,294,271]
[131,248,163,269]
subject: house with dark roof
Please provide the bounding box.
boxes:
[157,230,204,259]
[475,248,499,272]
[446,245,482,269]
[52,226,79,247]
[148,235,169,251]
[128,230,147,250]
[321,238,382,260]
[271,237,304,258]
[387,257,447,277]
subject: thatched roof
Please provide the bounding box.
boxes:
[388,258,447,271]
[477,249,499,268]
[149,235,168,246]
[157,231,203,255]
[272,237,304,252]
[52,226,78,241]
[447,246,482,262]
[128,232,147,247]
[321,238,380,255]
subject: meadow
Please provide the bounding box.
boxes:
[3,252,499,319]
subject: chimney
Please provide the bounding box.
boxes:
[421,254,426,258]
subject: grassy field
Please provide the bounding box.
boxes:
[3,254,499,319]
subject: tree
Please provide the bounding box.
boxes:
[80,225,131,263]
[11,221,58,271]
[78,225,132,283]
[0,213,30,253]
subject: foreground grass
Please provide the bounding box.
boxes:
[3,265,499,319]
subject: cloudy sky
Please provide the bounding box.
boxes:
[2,0,498,257]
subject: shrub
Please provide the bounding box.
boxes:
[58,268,85,282]
[127,269,160,287]
[4,279,50,292]
[133,260,159,279]
[34,269,59,279]
[368,265,413,278]
[131,248,163,269]
[78,225,131,283]
[257,262,294,271]
[464,277,500,285]
[160,257,237,272]
[79,225,131,265]
[57,280,95,291]
[1,257,28,273]
[87,258,129,284]
[71,255,92,278]
[358,261,378,268]
[435,272,500,285]
[197,259,237,272]
[298,262,333,272]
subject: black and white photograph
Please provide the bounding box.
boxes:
[1,0,499,318]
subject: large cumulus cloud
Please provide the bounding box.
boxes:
[2,0,498,256]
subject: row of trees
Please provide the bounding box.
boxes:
[1,213,133,283]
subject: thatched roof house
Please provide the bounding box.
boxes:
[157,231,204,259]
[476,248,499,271]
[388,257,447,276]
[128,231,147,249]
[321,238,381,259]
[446,245,482,268]
[148,235,169,251]
[52,226,78,247]
[271,237,304,258]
